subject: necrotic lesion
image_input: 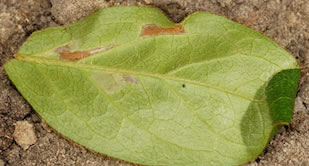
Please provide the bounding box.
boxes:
[58,45,114,61]
[141,24,185,37]
[59,51,91,61]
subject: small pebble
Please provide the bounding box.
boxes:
[0,159,4,166]
[13,121,37,150]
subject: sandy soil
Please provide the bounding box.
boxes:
[0,0,309,165]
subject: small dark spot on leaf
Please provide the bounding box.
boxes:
[182,84,185,88]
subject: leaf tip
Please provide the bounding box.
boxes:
[13,53,25,60]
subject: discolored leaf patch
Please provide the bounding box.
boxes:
[141,24,185,36]
[58,45,114,61]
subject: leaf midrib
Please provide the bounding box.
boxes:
[15,55,259,102]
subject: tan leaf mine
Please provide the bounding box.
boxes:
[59,45,114,61]
[141,24,185,36]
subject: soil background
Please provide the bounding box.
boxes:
[1,0,309,165]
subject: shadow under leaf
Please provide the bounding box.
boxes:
[240,69,300,160]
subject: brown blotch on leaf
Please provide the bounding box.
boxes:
[141,24,185,36]
[59,51,91,61]
[58,45,115,61]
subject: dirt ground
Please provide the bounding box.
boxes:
[0,0,309,165]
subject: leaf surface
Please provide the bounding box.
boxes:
[4,6,300,166]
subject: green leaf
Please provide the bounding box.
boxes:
[4,6,300,166]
